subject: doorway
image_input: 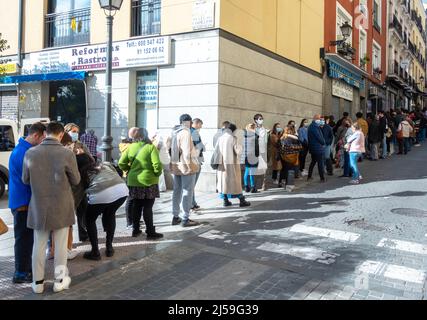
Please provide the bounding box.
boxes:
[49,80,86,131]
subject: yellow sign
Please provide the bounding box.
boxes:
[0,63,17,74]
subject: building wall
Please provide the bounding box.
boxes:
[220,0,324,73]
[0,0,19,57]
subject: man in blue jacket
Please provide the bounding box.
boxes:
[307,115,326,182]
[9,122,46,283]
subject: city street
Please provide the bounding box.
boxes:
[2,145,427,300]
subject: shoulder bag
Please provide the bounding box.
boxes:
[0,217,8,236]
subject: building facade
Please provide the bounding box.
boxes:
[323,0,388,119]
[386,0,426,111]
[0,0,324,191]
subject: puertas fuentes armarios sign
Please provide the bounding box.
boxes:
[22,36,171,74]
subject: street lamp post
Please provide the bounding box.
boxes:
[98,0,123,162]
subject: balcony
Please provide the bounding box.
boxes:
[45,8,90,48]
[401,0,411,16]
[411,10,424,35]
[389,15,403,41]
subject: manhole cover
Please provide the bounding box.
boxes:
[391,208,427,218]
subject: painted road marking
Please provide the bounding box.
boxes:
[257,242,339,265]
[199,230,230,240]
[358,260,426,284]
[290,225,361,242]
[377,238,427,255]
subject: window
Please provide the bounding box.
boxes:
[132,0,161,37]
[0,126,15,152]
[45,0,91,48]
[373,42,381,77]
[360,30,367,69]
[336,3,352,46]
[373,0,381,31]
[136,70,158,137]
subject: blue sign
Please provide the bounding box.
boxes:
[328,60,365,90]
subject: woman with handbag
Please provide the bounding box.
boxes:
[269,123,284,185]
[345,123,365,185]
[279,125,303,191]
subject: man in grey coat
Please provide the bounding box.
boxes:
[22,122,81,294]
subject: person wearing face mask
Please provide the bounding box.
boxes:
[368,115,382,161]
[269,123,283,185]
[307,115,326,182]
[297,119,309,176]
[190,118,206,212]
[252,114,268,191]
[169,114,201,227]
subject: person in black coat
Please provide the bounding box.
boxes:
[307,115,326,182]
[368,116,382,160]
[321,116,334,175]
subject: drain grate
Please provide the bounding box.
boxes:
[391,208,427,218]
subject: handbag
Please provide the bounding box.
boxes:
[0,217,8,236]
[397,128,404,140]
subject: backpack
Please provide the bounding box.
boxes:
[169,126,183,163]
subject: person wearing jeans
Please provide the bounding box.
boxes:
[190,119,206,211]
[346,123,366,184]
[243,123,260,193]
[8,122,46,284]
[307,115,326,182]
[169,114,201,227]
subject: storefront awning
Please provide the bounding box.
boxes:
[0,71,87,84]
[325,54,368,90]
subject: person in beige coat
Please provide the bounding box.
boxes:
[170,114,201,227]
[22,122,81,294]
[213,123,251,207]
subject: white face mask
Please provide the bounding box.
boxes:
[256,119,264,125]
[69,132,79,142]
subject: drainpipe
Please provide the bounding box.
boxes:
[17,0,24,69]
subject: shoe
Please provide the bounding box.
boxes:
[285,185,295,192]
[191,205,201,212]
[244,186,251,193]
[182,220,200,227]
[53,276,71,293]
[32,280,44,294]
[359,175,363,180]
[67,249,78,260]
[301,171,308,177]
[172,217,182,226]
[105,246,115,257]
[273,179,279,185]
[132,230,143,237]
[146,231,164,241]
[223,200,233,207]
[83,250,101,261]
[13,272,32,284]
[349,180,360,185]
[126,224,133,230]
[239,199,251,207]
[250,187,258,194]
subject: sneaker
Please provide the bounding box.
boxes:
[182,220,200,227]
[273,179,279,185]
[285,185,295,192]
[67,249,78,260]
[32,280,44,294]
[172,217,182,226]
[83,250,101,261]
[13,272,32,284]
[126,224,133,230]
[349,180,360,185]
[53,276,71,293]
[301,171,308,177]
[359,175,363,180]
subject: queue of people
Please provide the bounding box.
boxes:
[7,107,427,294]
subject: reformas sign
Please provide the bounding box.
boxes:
[22,36,171,74]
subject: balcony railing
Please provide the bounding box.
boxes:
[411,10,424,35]
[45,8,90,48]
[389,15,403,39]
[131,0,161,37]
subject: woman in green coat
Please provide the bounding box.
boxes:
[118,128,164,239]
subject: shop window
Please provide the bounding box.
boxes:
[136,70,158,137]
[0,126,15,151]
[45,0,91,48]
[132,0,161,37]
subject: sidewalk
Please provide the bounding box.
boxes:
[0,158,370,299]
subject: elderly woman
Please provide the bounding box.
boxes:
[119,128,164,239]
[213,123,251,208]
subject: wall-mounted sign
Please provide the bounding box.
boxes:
[193,0,215,30]
[332,79,353,101]
[22,36,171,74]
[0,63,17,74]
